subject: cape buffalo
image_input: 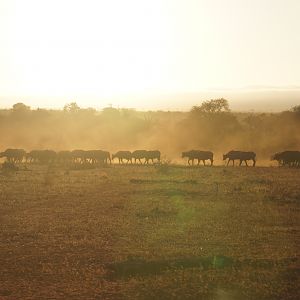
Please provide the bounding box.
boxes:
[0,149,26,163]
[71,150,88,164]
[182,150,213,166]
[56,151,72,164]
[131,150,148,164]
[112,151,132,164]
[271,151,300,167]
[26,150,41,163]
[145,150,161,164]
[86,150,111,164]
[100,151,111,164]
[223,150,256,167]
[31,150,57,164]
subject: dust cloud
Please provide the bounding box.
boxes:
[0,101,299,165]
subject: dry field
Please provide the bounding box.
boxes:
[0,164,299,299]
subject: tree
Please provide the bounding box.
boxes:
[12,102,30,112]
[63,102,80,113]
[191,98,230,114]
[291,105,300,113]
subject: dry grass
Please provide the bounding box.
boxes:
[0,164,299,299]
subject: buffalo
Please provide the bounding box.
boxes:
[131,150,148,164]
[84,150,97,164]
[271,151,300,167]
[26,150,45,163]
[71,150,87,164]
[27,150,57,164]
[56,151,72,164]
[98,150,111,164]
[0,149,26,163]
[223,150,256,167]
[112,151,132,164]
[182,150,213,166]
[145,150,161,164]
[85,150,111,164]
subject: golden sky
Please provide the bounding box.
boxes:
[0,0,299,109]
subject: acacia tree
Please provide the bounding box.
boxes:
[63,102,80,113]
[191,98,230,114]
[291,105,300,113]
[12,102,31,112]
[185,98,241,148]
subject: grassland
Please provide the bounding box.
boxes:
[0,164,299,299]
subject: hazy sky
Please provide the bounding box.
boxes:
[0,0,299,109]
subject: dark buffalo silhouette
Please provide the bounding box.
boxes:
[223,150,256,167]
[26,150,40,163]
[182,150,213,166]
[71,150,87,164]
[271,152,285,166]
[145,150,161,164]
[84,150,97,164]
[26,150,47,163]
[56,151,72,164]
[0,148,26,163]
[131,150,148,164]
[96,150,111,164]
[271,151,300,167]
[26,150,57,164]
[112,151,132,164]
[85,150,111,164]
[98,150,111,164]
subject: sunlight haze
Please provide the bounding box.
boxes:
[0,0,299,109]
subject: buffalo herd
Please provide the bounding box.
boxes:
[0,148,299,167]
[0,149,160,165]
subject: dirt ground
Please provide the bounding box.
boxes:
[0,164,299,299]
